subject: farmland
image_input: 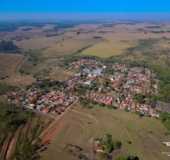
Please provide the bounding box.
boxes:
[2,22,170,83]
[41,104,170,160]
[81,40,132,58]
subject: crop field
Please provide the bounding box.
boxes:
[16,30,101,58]
[42,38,97,58]
[81,40,133,58]
[15,23,170,60]
[41,104,170,160]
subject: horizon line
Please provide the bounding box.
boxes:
[1,12,170,22]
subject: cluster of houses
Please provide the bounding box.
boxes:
[87,92,114,106]
[8,87,76,115]
[7,57,160,118]
[69,59,159,117]
[70,58,103,70]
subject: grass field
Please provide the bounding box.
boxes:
[0,54,35,86]
[42,38,95,58]
[81,40,133,58]
[16,36,58,50]
[0,54,24,79]
[41,104,170,160]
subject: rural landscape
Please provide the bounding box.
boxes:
[1,1,170,160]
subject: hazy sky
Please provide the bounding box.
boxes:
[1,0,170,13]
[1,0,170,21]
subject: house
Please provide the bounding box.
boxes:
[163,142,170,147]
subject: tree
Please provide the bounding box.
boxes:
[160,112,170,131]
[133,94,145,104]
[0,40,19,53]
[115,141,122,149]
[116,155,139,160]
[102,134,114,154]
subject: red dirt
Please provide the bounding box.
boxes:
[41,119,64,145]
[6,127,22,160]
[0,133,13,160]
[40,102,76,145]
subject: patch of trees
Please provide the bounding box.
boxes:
[61,55,100,68]
[53,23,76,30]
[127,39,159,53]
[12,119,43,160]
[0,40,19,53]
[26,50,40,66]
[133,94,146,104]
[0,102,30,133]
[160,112,170,131]
[0,83,17,95]
[116,155,139,160]
[0,23,18,32]
[0,102,32,155]
[150,65,170,103]
[0,102,43,160]
[32,79,67,92]
[0,22,49,32]
[100,134,122,154]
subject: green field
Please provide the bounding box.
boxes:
[81,40,132,58]
[41,104,170,160]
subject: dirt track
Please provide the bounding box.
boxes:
[40,101,77,145]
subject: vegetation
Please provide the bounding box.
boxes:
[99,134,122,154]
[0,83,17,95]
[151,65,170,103]
[133,94,145,104]
[0,21,52,32]
[116,155,139,160]
[160,112,170,132]
[0,102,31,134]
[61,55,99,68]
[0,23,19,32]
[12,119,43,160]
[0,40,19,53]
[26,50,40,66]
[81,40,131,58]
[0,101,43,160]
[42,106,167,160]
[31,79,66,92]
[19,50,42,75]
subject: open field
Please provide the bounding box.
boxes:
[79,23,170,58]
[81,40,132,58]
[0,54,35,86]
[42,38,97,58]
[48,67,74,81]
[41,104,170,160]
[16,36,59,50]
[0,53,24,79]
[10,22,170,60]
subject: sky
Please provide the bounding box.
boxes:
[1,0,170,20]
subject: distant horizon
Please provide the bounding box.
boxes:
[1,13,170,22]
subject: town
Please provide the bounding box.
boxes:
[8,57,159,118]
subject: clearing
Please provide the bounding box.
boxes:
[41,104,170,160]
